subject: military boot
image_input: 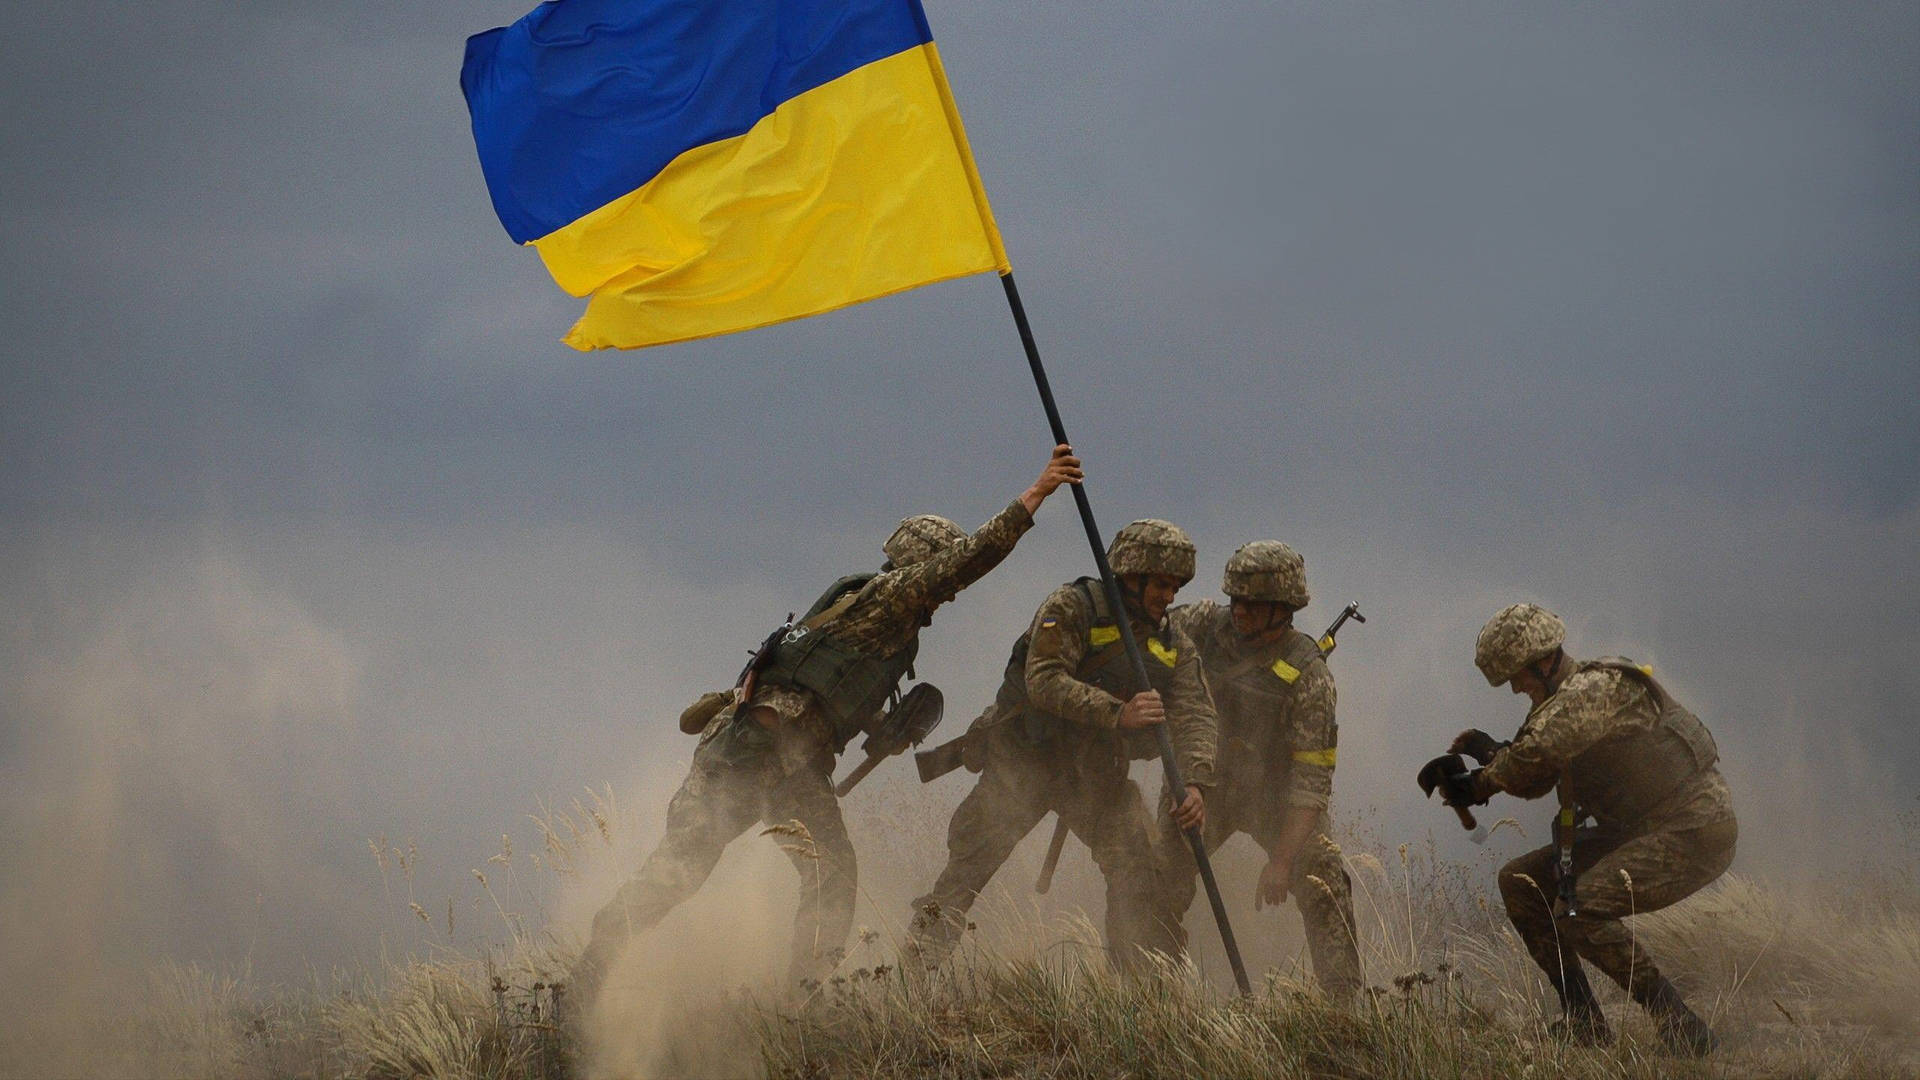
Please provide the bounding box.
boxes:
[1546,961,1612,1046]
[1632,975,1717,1057]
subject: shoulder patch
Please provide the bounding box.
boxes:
[1147,638,1179,667]
[1040,617,1058,629]
[1271,657,1302,684]
[1088,625,1120,646]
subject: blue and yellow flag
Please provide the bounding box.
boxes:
[462,0,1009,350]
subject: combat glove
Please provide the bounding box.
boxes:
[1450,728,1510,766]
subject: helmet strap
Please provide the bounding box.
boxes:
[1527,649,1565,692]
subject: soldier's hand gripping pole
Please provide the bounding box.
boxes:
[999,271,1252,996]
[1034,599,1373,898]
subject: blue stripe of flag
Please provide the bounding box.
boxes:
[462,0,935,244]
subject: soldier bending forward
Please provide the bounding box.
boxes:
[571,445,1081,1002]
[1434,603,1735,1055]
[1151,541,1360,997]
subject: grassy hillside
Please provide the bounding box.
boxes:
[8,827,1916,1079]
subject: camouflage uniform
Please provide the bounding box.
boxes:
[907,577,1217,973]
[578,501,1035,989]
[1480,662,1737,1006]
[1151,599,1360,995]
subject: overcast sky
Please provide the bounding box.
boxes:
[2,1,1915,1010]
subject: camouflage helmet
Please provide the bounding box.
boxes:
[883,514,964,568]
[1222,540,1309,608]
[1107,519,1196,584]
[1474,603,1567,685]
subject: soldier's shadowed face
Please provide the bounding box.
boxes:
[1228,597,1292,641]
[1119,573,1181,624]
[1508,667,1550,707]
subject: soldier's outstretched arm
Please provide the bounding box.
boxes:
[875,445,1083,620]
[1017,444,1082,515]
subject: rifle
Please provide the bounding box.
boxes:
[914,720,975,784]
[735,615,795,706]
[1035,601,1367,894]
[1554,784,1580,917]
[834,684,945,797]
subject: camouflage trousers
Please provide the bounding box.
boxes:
[1150,798,1361,997]
[579,713,856,990]
[1498,816,1737,1000]
[906,725,1160,973]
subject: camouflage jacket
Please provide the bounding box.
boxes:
[1171,601,1335,812]
[1023,583,1217,787]
[744,499,1035,771]
[1480,663,1734,832]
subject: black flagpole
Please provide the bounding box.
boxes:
[999,270,1252,996]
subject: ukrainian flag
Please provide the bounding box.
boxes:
[462,0,1010,351]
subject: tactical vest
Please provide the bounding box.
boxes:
[756,573,918,752]
[1561,657,1719,826]
[996,578,1181,748]
[1202,622,1329,782]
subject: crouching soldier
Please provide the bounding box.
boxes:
[904,520,1216,974]
[570,445,1082,1005]
[1151,541,1361,998]
[1432,603,1736,1055]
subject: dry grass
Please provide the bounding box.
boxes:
[7,795,1916,1079]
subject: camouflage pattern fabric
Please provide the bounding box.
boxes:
[578,500,1037,992]
[1172,601,1331,810]
[1498,789,1737,998]
[578,715,856,988]
[1474,602,1566,685]
[1479,667,1734,836]
[1479,657,1738,1002]
[1021,582,1216,787]
[1149,799,1360,996]
[883,513,965,568]
[1106,518,1196,583]
[822,499,1033,659]
[1149,601,1357,995]
[905,581,1217,974]
[1221,541,1309,608]
[906,722,1161,972]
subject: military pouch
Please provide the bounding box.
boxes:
[679,690,736,735]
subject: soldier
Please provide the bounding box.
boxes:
[904,520,1216,974]
[570,444,1083,1003]
[1432,603,1735,1055]
[1149,541,1360,998]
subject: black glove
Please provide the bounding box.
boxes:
[1450,729,1510,766]
[1416,754,1488,808]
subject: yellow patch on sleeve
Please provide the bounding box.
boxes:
[1291,747,1337,767]
[1088,625,1120,647]
[1270,658,1302,684]
[1146,638,1178,667]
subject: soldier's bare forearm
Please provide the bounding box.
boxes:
[1267,804,1322,869]
[1019,443,1083,515]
